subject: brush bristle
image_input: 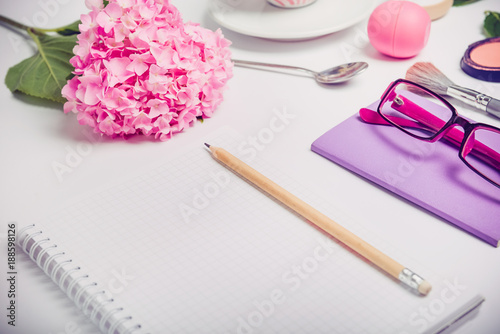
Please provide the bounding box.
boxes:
[406,62,454,96]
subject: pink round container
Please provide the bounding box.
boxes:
[367,1,431,58]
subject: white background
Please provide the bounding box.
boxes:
[0,0,499,333]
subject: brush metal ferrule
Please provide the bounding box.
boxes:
[447,85,490,112]
[399,268,424,291]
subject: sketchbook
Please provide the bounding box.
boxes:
[311,101,500,248]
[17,129,484,334]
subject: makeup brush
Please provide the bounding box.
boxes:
[406,62,500,119]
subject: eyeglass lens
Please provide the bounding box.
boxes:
[379,81,500,187]
[379,82,456,139]
[463,127,500,186]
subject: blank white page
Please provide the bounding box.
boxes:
[26,129,483,334]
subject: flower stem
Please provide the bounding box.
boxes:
[0,14,32,32]
[0,15,67,37]
[0,15,48,37]
[38,27,63,33]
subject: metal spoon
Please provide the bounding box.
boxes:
[232,59,368,84]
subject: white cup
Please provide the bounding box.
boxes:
[267,0,317,8]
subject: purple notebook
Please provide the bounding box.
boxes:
[311,101,500,247]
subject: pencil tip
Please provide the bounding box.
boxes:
[204,143,210,148]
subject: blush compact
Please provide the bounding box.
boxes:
[461,37,500,82]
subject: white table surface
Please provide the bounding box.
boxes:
[0,0,499,333]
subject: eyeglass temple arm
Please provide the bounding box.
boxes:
[359,105,500,168]
[359,107,461,144]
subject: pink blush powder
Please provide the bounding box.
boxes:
[461,37,500,82]
[470,42,500,67]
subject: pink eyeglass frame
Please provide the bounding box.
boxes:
[359,79,500,188]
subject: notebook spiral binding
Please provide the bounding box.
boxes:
[17,224,144,334]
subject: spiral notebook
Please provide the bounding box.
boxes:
[311,101,500,247]
[16,130,484,334]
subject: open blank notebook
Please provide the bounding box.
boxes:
[18,129,483,334]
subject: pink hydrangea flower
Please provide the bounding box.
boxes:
[62,0,233,141]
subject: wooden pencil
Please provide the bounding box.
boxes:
[205,143,431,295]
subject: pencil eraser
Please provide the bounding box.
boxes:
[418,280,432,295]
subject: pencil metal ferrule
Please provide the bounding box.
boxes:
[399,268,424,292]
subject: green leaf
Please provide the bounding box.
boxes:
[5,31,77,103]
[484,11,500,37]
[453,0,481,6]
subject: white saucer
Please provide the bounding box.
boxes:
[208,0,376,40]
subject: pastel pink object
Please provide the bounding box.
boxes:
[367,1,431,58]
[62,0,233,141]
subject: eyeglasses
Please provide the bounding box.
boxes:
[359,79,500,188]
